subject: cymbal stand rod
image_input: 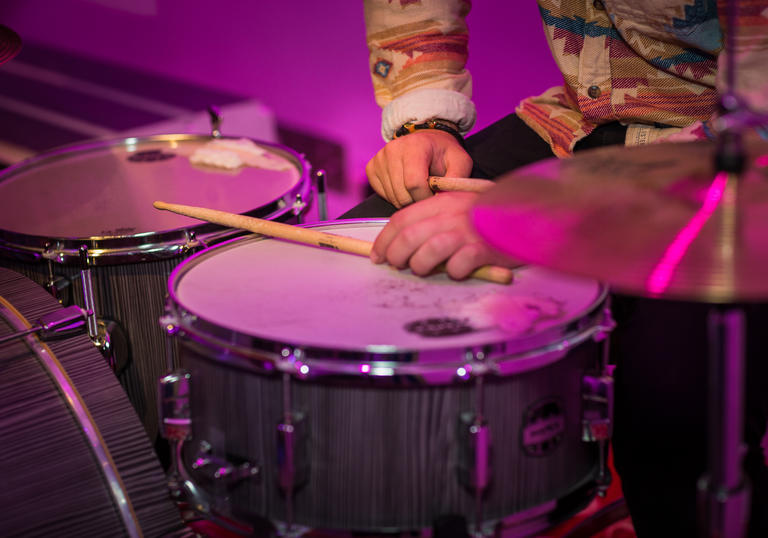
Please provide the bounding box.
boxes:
[698,307,750,537]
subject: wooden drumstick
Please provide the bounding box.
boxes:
[429,176,495,193]
[153,201,513,285]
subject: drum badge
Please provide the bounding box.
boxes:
[404,317,475,337]
[521,398,565,456]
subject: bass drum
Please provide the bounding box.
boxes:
[164,219,615,535]
[0,134,311,440]
[0,267,183,537]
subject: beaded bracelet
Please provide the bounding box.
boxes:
[394,119,467,149]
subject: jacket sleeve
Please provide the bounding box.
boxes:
[364,0,476,141]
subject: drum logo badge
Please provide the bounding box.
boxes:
[521,398,565,456]
[404,317,476,337]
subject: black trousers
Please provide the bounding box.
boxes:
[341,114,768,536]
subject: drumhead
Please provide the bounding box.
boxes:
[169,220,608,377]
[0,134,309,261]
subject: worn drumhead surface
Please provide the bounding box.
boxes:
[173,221,603,352]
[0,136,302,238]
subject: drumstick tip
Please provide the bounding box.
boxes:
[153,201,168,210]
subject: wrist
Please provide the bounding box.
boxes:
[393,119,466,148]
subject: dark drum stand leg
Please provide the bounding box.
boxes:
[698,307,750,537]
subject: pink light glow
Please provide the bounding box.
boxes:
[756,154,768,168]
[646,171,729,295]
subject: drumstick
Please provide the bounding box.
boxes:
[429,176,495,193]
[153,201,513,285]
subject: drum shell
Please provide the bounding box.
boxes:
[176,322,602,532]
[0,267,182,537]
[166,220,611,532]
[0,134,312,439]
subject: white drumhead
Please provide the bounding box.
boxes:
[173,221,603,353]
[0,136,302,238]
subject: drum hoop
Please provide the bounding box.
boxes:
[0,134,312,265]
[166,219,612,382]
[0,295,142,537]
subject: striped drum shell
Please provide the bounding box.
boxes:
[0,268,183,537]
[0,134,311,439]
[166,220,613,533]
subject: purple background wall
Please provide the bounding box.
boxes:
[1,0,560,215]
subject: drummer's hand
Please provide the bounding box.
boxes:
[370,192,518,279]
[366,130,473,209]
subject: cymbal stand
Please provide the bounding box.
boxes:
[697,3,754,535]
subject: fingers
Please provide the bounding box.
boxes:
[371,192,478,263]
[365,130,472,209]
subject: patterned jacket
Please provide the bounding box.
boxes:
[365,0,768,156]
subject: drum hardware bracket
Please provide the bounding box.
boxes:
[0,304,88,345]
[581,374,614,496]
[181,229,207,255]
[191,440,261,488]
[158,369,193,442]
[207,105,223,138]
[314,169,328,221]
[292,194,307,224]
[278,347,310,378]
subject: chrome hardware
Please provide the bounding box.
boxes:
[582,375,613,442]
[191,441,260,487]
[79,245,99,340]
[292,194,307,224]
[582,374,614,495]
[277,347,310,378]
[277,372,310,534]
[457,412,492,492]
[457,359,491,533]
[158,369,192,441]
[277,412,310,492]
[181,230,206,255]
[207,105,223,138]
[314,169,328,221]
[0,305,87,345]
[95,318,130,373]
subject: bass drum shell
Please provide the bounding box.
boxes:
[168,220,609,533]
[0,268,183,537]
[0,134,312,440]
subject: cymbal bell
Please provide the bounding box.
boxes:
[471,134,768,303]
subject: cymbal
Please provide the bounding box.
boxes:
[0,25,21,66]
[471,134,768,303]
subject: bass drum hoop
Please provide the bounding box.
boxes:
[0,134,312,265]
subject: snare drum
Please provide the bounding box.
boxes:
[0,134,311,439]
[164,220,614,534]
[0,267,183,536]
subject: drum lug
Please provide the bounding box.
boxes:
[191,440,261,487]
[277,411,310,492]
[292,193,307,223]
[457,412,492,492]
[278,347,310,378]
[158,369,192,441]
[181,230,207,254]
[581,375,613,442]
[591,307,617,343]
[582,374,614,496]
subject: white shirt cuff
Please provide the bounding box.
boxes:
[381,88,476,142]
